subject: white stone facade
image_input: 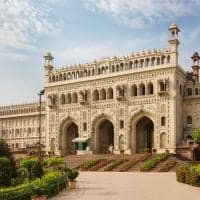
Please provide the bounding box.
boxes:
[0,24,200,155]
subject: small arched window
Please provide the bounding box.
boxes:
[186,116,192,128]
[147,82,153,95]
[119,120,124,129]
[187,88,192,96]
[107,88,113,99]
[161,117,166,126]
[167,55,170,63]
[131,84,137,96]
[72,92,78,103]
[100,89,106,100]
[66,93,72,104]
[93,90,99,101]
[60,94,65,105]
[195,88,199,95]
[139,83,145,95]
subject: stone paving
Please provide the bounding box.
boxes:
[51,172,200,200]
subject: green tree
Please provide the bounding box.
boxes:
[0,157,13,187]
[20,159,37,182]
[31,161,44,179]
[0,140,16,177]
[192,128,200,144]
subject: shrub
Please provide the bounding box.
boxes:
[0,171,67,200]
[44,157,64,170]
[0,140,16,177]
[176,164,190,183]
[67,170,79,181]
[158,160,176,172]
[90,159,113,171]
[104,159,126,171]
[17,167,29,181]
[120,153,152,172]
[20,159,38,181]
[193,128,200,144]
[0,157,13,187]
[31,161,44,179]
[140,153,169,171]
[81,157,104,170]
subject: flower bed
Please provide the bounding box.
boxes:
[90,159,113,171]
[104,159,127,171]
[80,158,105,171]
[140,153,169,172]
[119,153,152,172]
[157,160,176,172]
[176,164,200,186]
[0,171,67,200]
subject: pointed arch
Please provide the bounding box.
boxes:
[107,87,113,99]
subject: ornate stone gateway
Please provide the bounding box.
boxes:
[136,116,154,153]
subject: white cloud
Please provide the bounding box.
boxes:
[0,0,60,55]
[83,0,200,28]
[54,34,167,66]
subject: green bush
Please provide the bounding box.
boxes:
[104,159,126,171]
[31,161,44,179]
[0,140,16,177]
[81,157,104,170]
[176,164,190,183]
[184,165,200,186]
[17,168,29,179]
[0,157,13,187]
[140,153,169,171]
[20,159,38,181]
[44,157,64,170]
[0,171,67,200]
[158,160,176,172]
[193,128,200,144]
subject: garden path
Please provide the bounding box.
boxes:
[51,172,200,200]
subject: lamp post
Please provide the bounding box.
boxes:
[38,89,45,161]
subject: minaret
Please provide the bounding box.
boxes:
[168,23,180,66]
[191,52,200,82]
[43,52,54,85]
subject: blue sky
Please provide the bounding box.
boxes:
[0,0,200,105]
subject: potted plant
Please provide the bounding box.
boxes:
[67,170,79,189]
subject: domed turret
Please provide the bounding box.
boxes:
[191,52,200,82]
[43,52,54,66]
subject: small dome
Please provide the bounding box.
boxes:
[44,52,52,57]
[43,52,54,60]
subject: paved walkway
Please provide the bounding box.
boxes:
[51,172,200,200]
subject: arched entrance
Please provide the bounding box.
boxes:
[59,120,79,155]
[95,119,114,154]
[65,122,78,154]
[136,116,154,153]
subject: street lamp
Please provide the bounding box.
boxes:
[38,89,45,161]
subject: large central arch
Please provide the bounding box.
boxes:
[129,110,155,153]
[92,115,114,154]
[59,118,79,155]
[136,116,154,153]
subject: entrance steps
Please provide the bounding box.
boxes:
[64,153,184,172]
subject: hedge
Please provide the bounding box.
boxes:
[119,153,152,172]
[176,164,200,186]
[0,171,67,200]
[104,159,127,171]
[80,158,105,170]
[140,153,169,172]
[158,160,176,172]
